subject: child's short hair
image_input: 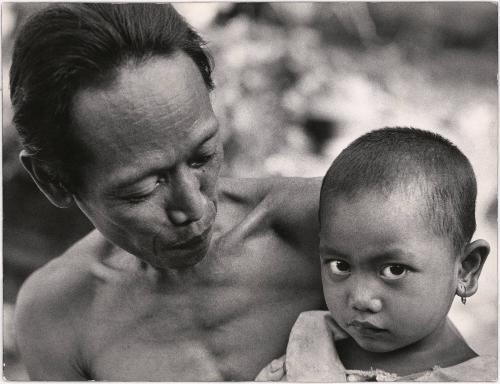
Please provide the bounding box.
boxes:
[320,127,477,253]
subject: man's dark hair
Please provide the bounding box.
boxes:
[320,127,477,253]
[10,3,214,187]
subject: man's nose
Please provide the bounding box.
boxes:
[349,278,382,313]
[167,168,204,226]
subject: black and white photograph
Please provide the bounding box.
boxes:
[2,2,497,381]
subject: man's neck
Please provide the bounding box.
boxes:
[337,317,477,376]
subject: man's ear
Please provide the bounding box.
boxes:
[458,239,490,297]
[19,150,73,208]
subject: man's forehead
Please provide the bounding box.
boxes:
[108,53,210,106]
[70,53,213,145]
[66,53,218,182]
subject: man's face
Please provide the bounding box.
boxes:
[319,190,460,353]
[70,53,223,269]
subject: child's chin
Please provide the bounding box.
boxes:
[353,337,400,353]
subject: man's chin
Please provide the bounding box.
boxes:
[153,238,211,269]
[166,249,208,269]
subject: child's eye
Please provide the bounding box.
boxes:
[380,264,408,280]
[327,260,351,276]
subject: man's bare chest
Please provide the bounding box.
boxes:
[86,300,235,380]
[83,226,322,380]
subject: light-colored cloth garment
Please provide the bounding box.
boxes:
[255,311,497,382]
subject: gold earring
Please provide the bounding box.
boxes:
[457,282,467,305]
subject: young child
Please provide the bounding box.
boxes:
[256,127,496,381]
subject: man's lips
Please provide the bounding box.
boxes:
[153,201,217,256]
[169,226,212,250]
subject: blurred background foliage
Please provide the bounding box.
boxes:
[2,2,497,380]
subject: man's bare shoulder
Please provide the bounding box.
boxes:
[218,177,322,253]
[266,176,322,205]
[17,230,109,307]
[16,230,109,325]
[218,176,321,207]
[14,230,111,379]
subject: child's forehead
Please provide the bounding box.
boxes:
[321,185,426,211]
[320,188,438,237]
[319,189,426,237]
[319,188,458,258]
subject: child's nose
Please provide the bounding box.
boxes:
[349,281,383,313]
[352,297,382,313]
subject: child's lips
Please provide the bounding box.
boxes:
[348,320,387,334]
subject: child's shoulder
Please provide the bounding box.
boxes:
[414,354,497,382]
[256,311,498,382]
[256,311,347,381]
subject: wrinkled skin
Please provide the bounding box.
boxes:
[15,53,324,381]
[71,54,223,270]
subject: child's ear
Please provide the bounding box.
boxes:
[457,239,490,297]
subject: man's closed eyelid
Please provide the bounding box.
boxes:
[119,177,167,199]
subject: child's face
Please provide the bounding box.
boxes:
[319,190,461,353]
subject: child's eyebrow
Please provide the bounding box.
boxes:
[319,245,350,258]
[369,249,417,263]
[319,246,417,263]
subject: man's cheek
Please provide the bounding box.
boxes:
[203,170,220,195]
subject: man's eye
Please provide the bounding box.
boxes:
[189,153,215,168]
[124,178,166,203]
[327,260,351,276]
[125,188,156,203]
[380,264,408,280]
[126,193,150,203]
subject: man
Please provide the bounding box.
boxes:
[12,4,324,380]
